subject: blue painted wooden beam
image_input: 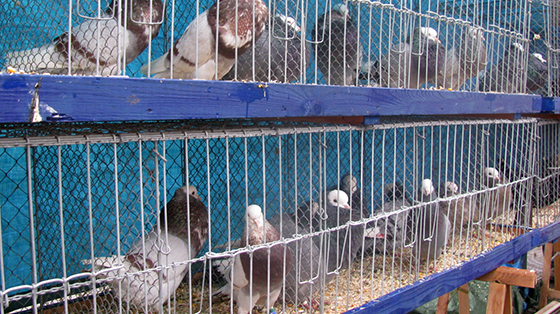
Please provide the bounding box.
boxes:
[542,97,560,113]
[345,221,560,314]
[0,74,542,123]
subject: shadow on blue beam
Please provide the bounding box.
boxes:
[542,97,560,113]
[0,74,542,123]
[345,221,560,314]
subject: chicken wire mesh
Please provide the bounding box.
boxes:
[0,0,556,93]
[0,117,557,313]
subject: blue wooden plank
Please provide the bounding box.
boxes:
[345,221,560,314]
[542,97,560,113]
[0,74,542,123]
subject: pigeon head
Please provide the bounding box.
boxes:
[246,204,264,230]
[439,181,459,197]
[274,14,300,32]
[327,189,351,210]
[341,174,358,194]
[420,179,435,196]
[466,26,485,41]
[532,53,547,63]
[332,3,350,17]
[484,167,501,186]
[409,27,440,45]
[187,185,202,201]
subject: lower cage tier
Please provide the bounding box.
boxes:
[0,117,558,313]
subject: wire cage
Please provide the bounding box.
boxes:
[0,0,555,94]
[0,116,557,313]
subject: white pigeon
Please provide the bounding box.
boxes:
[5,0,163,76]
[141,0,269,80]
[82,186,208,312]
[216,204,293,314]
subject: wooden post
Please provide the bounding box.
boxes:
[554,241,560,291]
[436,293,450,314]
[540,243,554,308]
[458,283,470,314]
[486,282,507,314]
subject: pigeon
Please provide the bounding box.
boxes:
[374,27,445,89]
[339,173,370,218]
[476,167,513,223]
[438,26,487,90]
[376,182,412,254]
[526,52,548,92]
[479,43,526,93]
[267,212,324,305]
[321,189,382,273]
[411,179,450,262]
[5,0,163,76]
[438,181,477,229]
[222,14,311,83]
[311,3,362,86]
[140,0,269,80]
[216,205,293,314]
[82,185,208,312]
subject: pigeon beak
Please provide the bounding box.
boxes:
[342,204,351,210]
[376,233,385,239]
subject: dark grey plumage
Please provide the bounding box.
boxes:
[438,26,487,90]
[6,0,163,75]
[312,4,362,86]
[376,182,412,254]
[268,212,324,305]
[411,179,450,262]
[223,14,311,83]
[479,43,526,93]
[374,27,445,89]
[527,52,548,92]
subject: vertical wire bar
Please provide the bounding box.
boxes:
[25,145,38,314]
[66,0,73,75]
[112,141,123,312]
[86,142,98,314]
[56,145,68,313]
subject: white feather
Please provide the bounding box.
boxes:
[82,231,191,311]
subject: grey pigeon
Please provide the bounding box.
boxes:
[6,0,163,76]
[476,167,513,223]
[82,185,208,312]
[438,26,487,90]
[339,173,370,218]
[268,212,324,305]
[141,0,268,80]
[411,179,450,262]
[479,43,526,93]
[216,204,293,314]
[223,14,311,83]
[376,182,412,254]
[438,181,477,229]
[526,52,548,92]
[311,4,362,86]
[374,27,445,89]
[322,190,381,274]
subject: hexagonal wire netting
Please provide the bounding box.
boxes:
[0,117,556,313]
[0,0,555,93]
